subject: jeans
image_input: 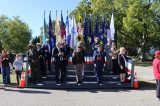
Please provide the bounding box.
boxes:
[156,80,160,99]
[1,67,10,85]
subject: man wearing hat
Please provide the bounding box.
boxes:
[36,43,45,79]
[153,50,160,101]
[27,44,39,83]
[43,39,51,73]
[93,44,106,85]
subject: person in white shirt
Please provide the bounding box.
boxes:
[13,54,23,84]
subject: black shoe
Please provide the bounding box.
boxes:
[60,80,65,84]
[77,81,82,85]
[98,81,102,85]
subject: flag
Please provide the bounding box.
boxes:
[100,15,107,45]
[89,13,94,44]
[94,15,99,38]
[66,11,71,45]
[42,11,46,45]
[70,17,77,48]
[83,13,88,44]
[60,10,66,40]
[110,13,115,40]
[48,11,55,49]
[55,11,61,43]
[106,20,111,39]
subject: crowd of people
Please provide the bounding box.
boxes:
[0,37,131,86]
[26,37,131,85]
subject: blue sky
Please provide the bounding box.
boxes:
[0,0,81,37]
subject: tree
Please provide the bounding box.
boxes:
[122,0,160,61]
[0,16,32,53]
[70,0,160,61]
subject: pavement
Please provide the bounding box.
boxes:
[0,66,159,106]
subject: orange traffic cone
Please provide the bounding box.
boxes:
[134,78,138,88]
[19,71,26,88]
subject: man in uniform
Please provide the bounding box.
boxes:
[43,39,51,73]
[52,42,67,84]
[36,43,45,78]
[61,40,73,77]
[93,44,106,85]
[27,44,39,83]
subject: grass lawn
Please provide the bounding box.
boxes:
[134,61,152,67]
[0,71,18,85]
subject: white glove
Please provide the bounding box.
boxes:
[94,64,96,67]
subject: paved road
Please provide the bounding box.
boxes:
[0,66,159,106]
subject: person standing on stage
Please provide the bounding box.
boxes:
[118,47,128,83]
[43,39,51,73]
[61,39,73,77]
[52,42,67,84]
[72,45,85,85]
[36,43,45,79]
[153,51,160,101]
[93,44,106,85]
[111,43,119,75]
[27,44,39,83]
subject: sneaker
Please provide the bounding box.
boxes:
[156,98,160,101]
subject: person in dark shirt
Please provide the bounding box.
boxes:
[72,45,85,85]
[118,47,129,83]
[1,50,10,85]
[43,39,51,73]
[27,44,39,83]
[52,42,67,84]
[36,43,45,78]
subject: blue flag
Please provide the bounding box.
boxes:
[100,15,107,45]
[83,13,88,44]
[94,15,99,38]
[49,11,55,49]
[89,13,94,44]
[66,11,71,45]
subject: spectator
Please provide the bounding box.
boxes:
[13,54,23,84]
[1,50,10,85]
[153,51,160,101]
[0,52,2,74]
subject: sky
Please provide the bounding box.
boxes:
[0,0,81,37]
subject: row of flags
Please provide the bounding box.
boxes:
[42,11,115,49]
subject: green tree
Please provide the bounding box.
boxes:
[70,0,160,61]
[0,16,32,53]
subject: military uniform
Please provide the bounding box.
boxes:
[37,43,45,77]
[93,48,106,84]
[52,47,67,84]
[27,46,39,83]
[43,43,51,73]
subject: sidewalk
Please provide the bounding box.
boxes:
[135,66,155,83]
